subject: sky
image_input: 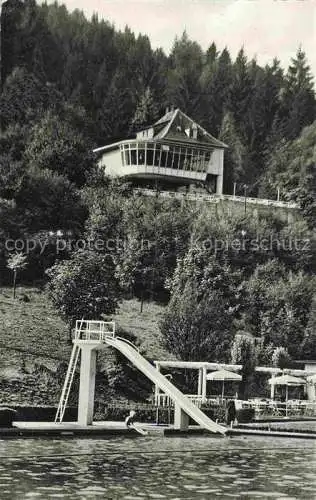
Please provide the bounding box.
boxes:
[49,0,316,76]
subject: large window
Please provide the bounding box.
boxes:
[160,145,169,168]
[130,148,137,165]
[154,144,161,166]
[138,143,145,165]
[147,143,155,165]
[166,147,173,167]
[125,149,131,165]
[178,148,186,170]
[120,141,213,173]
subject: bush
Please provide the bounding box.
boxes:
[236,408,255,423]
[0,407,17,427]
[7,405,77,422]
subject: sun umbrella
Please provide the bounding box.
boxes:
[206,369,242,399]
[268,374,306,402]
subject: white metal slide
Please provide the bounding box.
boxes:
[104,336,226,435]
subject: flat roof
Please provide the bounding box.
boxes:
[154,361,316,376]
[93,137,224,155]
[154,361,242,370]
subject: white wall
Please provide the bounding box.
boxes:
[207,149,224,195]
[207,149,224,176]
[98,149,123,176]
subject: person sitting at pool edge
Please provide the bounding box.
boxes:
[125,410,136,429]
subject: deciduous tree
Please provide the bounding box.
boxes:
[47,250,120,339]
[25,111,95,187]
[7,252,28,298]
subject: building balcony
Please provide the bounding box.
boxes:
[118,141,213,183]
[118,164,207,183]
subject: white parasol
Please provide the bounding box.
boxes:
[268,374,306,402]
[207,369,242,399]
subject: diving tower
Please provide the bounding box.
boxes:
[55,320,226,434]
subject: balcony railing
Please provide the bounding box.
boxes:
[133,189,298,209]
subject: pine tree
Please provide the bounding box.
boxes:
[243,60,283,189]
[93,60,111,110]
[205,42,218,65]
[246,60,283,151]
[1,0,24,85]
[219,111,247,193]
[166,31,203,116]
[279,48,315,140]
[96,67,135,142]
[129,87,159,134]
[199,47,232,135]
[61,52,85,99]
[32,44,46,82]
[227,48,253,142]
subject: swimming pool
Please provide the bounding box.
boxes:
[1,435,315,498]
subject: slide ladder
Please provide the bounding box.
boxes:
[104,336,226,435]
[55,343,80,423]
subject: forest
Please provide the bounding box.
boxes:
[0,0,315,379]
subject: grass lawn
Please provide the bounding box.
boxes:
[0,286,172,379]
[113,299,173,360]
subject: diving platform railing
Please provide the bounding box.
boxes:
[74,320,115,341]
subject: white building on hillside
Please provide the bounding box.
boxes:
[94,108,228,194]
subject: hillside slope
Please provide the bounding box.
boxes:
[0,286,169,405]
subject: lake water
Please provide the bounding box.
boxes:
[0,435,315,499]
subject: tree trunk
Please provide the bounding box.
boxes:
[68,324,73,345]
[239,376,247,400]
[140,291,144,313]
[13,270,17,299]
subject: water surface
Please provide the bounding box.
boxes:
[0,435,315,499]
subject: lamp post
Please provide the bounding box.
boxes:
[241,229,247,249]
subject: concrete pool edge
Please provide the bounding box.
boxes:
[227,428,316,439]
[0,421,315,439]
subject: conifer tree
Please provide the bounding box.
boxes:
[96,67,135,141]
[199,47,232,135]
[129,87,159,134]
[205,42,218,65]
[279,48,315,140]
[166,31,203,116]
[227,48,253,142]
[219,111,247,193]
